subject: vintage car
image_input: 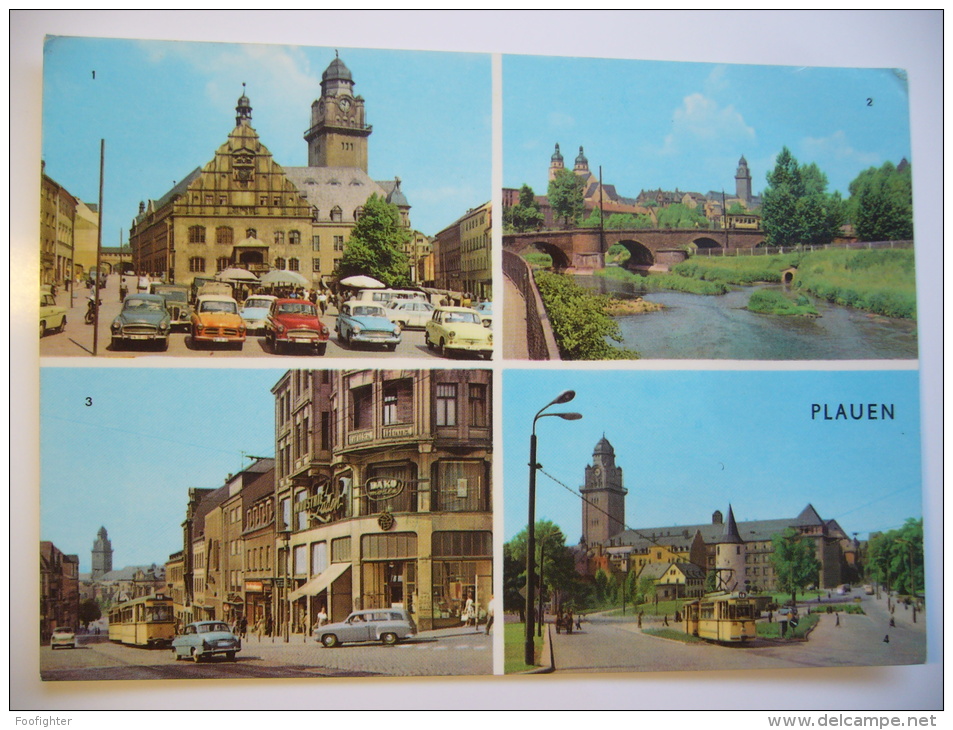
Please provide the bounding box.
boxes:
[265,298,329,355]
[240,294,278,334]
[190,294,246,348]
[354,288,427,305]
[50,627,76,650]
[40,289,67,337]
[335,301,401,350]
[425,306,492,359]
[110,293,172,350]
[384,299,435,330]
[314,609,416,648]
[473,301,493,328]
[171,621,241,662]
[150,284,192,330]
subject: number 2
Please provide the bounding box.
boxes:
[866,98,873,106]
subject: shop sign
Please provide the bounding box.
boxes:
[245,581,263,593]
[297,488,345,524]
[365,477,404,501]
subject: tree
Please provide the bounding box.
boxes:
[770,528,820,604]
[867,518,923,596]
[761,147,843,246]
[547,168,586,228]
[656,203,710,229]
[504,520,579,615]
[848,161,913,242]
[637,574,657,606]
[334,194,411,288]
[504,184,544,232]
[78,598,102,629]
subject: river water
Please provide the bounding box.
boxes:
[574,274,919,360]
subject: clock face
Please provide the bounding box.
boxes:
[338,98,351,112]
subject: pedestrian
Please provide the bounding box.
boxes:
[566,609,574,634]
[889,617,895,627]
[255,617,264,641]
[835,612,840,627]
[637,611,643,629]
[317,605,328,628]
[317,290,328,315]
[238,615,247,639]
[883,634,890,643]
[663,614,669,627]
[484,594,494,636]
[462,590,476,628]
[575,614,582,631]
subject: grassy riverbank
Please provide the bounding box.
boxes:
[747,289,818,317]
[597,265,730,294]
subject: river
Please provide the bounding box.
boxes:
[574,274,919,360]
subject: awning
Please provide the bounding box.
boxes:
[288,563,351,601]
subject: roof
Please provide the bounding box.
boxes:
[196,294,239,303]
[283,166,393,219]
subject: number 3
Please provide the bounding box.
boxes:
[85,397,93,407]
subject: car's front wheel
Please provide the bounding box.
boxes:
[321,634,339,648]
[381,632,398,646]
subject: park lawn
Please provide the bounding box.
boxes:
[504,622,539,674]
[756,612,820,640]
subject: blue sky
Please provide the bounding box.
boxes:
[503,369,922,543]
[41,37,491,241]
[504,56,912,201]
[41,367,282,572]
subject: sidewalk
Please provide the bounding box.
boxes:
[503,276,529,359]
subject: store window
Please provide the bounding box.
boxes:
[363,462,417,515]
[435,383,457,426]
[360,533,417,612]
[432,461,486,512]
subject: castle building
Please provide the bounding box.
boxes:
[580,436,627,548]
[130,55,412,286]
[91,526,113,580]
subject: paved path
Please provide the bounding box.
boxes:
[549,593,925,674]
[503,275,529,360]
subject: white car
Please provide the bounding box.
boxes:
[51,627,76,649]
[385,299,435,329]
[240,295,278,333]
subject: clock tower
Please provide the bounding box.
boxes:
[305,52,372,171]
[581,436,627,548]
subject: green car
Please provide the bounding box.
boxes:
[171,621,241,662]
[110,293,172,350]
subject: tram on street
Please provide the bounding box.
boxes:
[682,591,770,643]
[107,593,176,647]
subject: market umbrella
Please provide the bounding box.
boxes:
[215,268,259,282]
[259,269,310,287]
[339,274,386,289]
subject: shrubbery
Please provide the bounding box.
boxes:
[747,289,818,316]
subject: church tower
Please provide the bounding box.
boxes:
[548,143,565,181]
[574,146,590,176]
[305,52,371,170]
[91,526,113,580]
[735,155,752,205]
[580,436,627,548]
[713,505,746,592]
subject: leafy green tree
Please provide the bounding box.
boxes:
[704,567,718,593]
[504,520,579,614]
[761,147,843,246]
[580,210,653,230]
[548,168,586,228]
[867,518,923,595]
[656,203,710,229]
[637,574,657,605]
[505,184,545,233]
[335,194,411,287]
[78,598,102,629]
[770,528,821,604]
[848,161,913,242]
[728,202,747,215]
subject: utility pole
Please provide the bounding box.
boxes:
[93,139,105,356]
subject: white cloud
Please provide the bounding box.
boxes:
[660,92,755,156]
[801,130,881,168]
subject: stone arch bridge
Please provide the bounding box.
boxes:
[503,228,766,272]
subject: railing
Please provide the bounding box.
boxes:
[502,250,559,361]
[694,240,913,257]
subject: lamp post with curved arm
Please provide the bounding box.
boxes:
[525,390,582,666]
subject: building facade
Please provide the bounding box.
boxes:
[40,541,80,643]
[274,369,493,633]
[40,162,79,287]
[459,203,492,300]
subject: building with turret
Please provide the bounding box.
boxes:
[91,526,113,580]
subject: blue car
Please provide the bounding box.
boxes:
[335,301,401,350]
[171,621,241,663]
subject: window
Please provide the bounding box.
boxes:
[216,226,233,245]
[330,207,343,222]
[274,257,286,270]
[382,378,413,426]
[216,257,230,272]
[354,206,364,220]
[295,490,308,531]
[351,385,373,430]
[189,257,206,273]
[311,542,328,576]
[279,497,291,532]
[259,195,268,206]
[204,194,213,205]
[331,538,351,564]
[333,236,345,251]
[293,545,307,576]
[219,195,227,205]
[288,258,300,272]
[468,383,488,427]
[436,384,457,426]
[432,531,492,558]
[274,231,285,246]
[246,228,257,238]
[188,225,206,244]
[312,236,321,251]
[363,462,417,514]
[433,460,486,512]
[289,230,301,245]
[312,258,321,272]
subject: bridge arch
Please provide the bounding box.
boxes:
[691,236,723,250]
[524,241,572,271]
[613,239,655,268]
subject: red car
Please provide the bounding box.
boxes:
[265,299,329,355]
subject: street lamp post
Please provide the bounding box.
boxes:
[525,390,582,667]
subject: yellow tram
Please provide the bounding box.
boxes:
[682,591,770,643]
[107,593,176,647]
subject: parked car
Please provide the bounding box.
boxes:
[354,288,427,305]
[171,621,241,662]
[384,299,435,329]
[265,298,329,355]
[425,306,492,359]
[150,284,192,330]
[40,289,67,337]
[190,294,246,348]
[335,301,401,350]
[50,627,76,650]
[314,609,416,648]
[110,293,172,350]
[240,294,278,334]
[473,301,493,328]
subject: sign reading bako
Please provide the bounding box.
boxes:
[365,477,404,501]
